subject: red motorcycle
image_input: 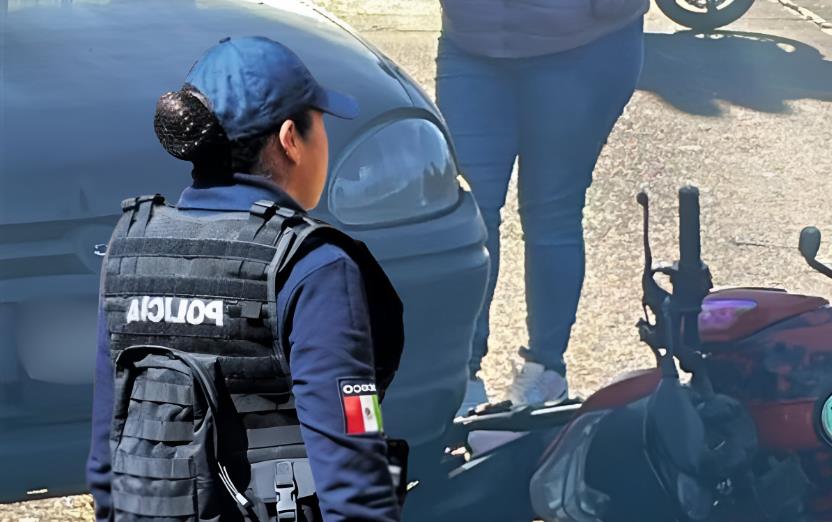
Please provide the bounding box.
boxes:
[411,187,832,522]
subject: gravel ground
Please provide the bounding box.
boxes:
[0,496,93,522]
[5,0,832,519]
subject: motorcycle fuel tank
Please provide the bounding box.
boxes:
[700,287,832,519]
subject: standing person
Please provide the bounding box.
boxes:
[86,36,406,522]
[438,1,647,410]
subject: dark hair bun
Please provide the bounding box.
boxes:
[153,89,229,161]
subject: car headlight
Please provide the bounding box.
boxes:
[329,119,460,225]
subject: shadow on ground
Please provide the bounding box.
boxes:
[639,31,832,115]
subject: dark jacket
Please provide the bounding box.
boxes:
[87,173,402,522]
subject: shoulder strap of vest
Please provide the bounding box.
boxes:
[239,199,304,243]
[253,201,404,389]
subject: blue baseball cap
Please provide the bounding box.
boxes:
[184,36,359,141]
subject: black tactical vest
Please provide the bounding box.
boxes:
[102,194,404,521]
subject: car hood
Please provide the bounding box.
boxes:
[1,0,420,225]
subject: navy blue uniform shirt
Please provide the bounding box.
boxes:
[86,174,401,522]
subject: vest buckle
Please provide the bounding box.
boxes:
[250,200,300,222]
[275,207,299,219]
[274,461,298,521]
[250,200,279,220]
[121,193,165,211]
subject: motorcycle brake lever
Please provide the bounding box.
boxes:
[638,191,672,356]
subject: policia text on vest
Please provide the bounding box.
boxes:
[125,296,225,326]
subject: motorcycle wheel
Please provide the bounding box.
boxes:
[655,0,755,31]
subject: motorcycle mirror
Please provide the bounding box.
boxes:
[799,226,822,261]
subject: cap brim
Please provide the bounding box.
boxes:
[311,85,359,120]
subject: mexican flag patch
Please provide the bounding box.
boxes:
[340,379,383,435]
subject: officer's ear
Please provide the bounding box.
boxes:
[278,119,302,166]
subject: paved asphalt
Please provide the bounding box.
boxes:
[786,0,832,25]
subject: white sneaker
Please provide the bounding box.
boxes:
[456,376,489,417]
[507,361,568,406]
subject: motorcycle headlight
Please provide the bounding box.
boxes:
[329,119,460,225]
[530,410,612,522]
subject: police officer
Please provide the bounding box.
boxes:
[86,36,405,521]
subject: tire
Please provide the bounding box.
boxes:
[655,0,756,31]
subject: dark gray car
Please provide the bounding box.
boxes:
[1,0,488,502]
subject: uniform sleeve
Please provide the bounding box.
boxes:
[86,300,114,522]
[285,255,401,522]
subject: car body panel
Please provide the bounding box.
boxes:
[0,0,489,502]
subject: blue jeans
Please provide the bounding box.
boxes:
[436,19,644,377]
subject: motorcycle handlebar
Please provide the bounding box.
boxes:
[678,186,702,270]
